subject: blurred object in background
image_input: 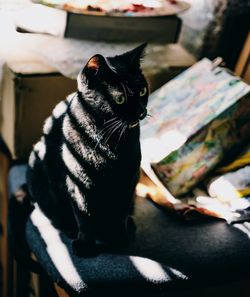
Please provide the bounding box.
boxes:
[14,0,189,43]
[200,0,250,70]
[179,0,250,70]
[179,0,214,57]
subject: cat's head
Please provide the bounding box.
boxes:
[77,43,149,128]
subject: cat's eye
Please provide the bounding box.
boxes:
[115,96,125,105]
[140,87,147,97]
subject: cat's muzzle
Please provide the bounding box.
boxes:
[128,109,147,129]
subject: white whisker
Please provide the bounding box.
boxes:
[95,121,119,150]
[99,119,120,135]
[104,121,123,145]
[104,116,119,125]
[115,122,126,149]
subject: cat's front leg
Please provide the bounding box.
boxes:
[119,216,137,243]
[71,202,96,257]
[107,216,136,247]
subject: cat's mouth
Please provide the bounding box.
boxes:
[128,121,139,129]
[128,109,147,129]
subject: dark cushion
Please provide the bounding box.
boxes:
[8,164,250,296]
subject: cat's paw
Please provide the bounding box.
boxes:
[72,238,97,258]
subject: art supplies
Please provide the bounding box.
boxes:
[140,58,250,222]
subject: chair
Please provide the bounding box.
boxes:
[7,163,250,297]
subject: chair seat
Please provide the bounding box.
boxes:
[8,164,250,296]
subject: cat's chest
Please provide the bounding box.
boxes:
[105,146,141,184]
[98,130,141,170]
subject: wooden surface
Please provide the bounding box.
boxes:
[54,283,70,297]
[235,31,250,83]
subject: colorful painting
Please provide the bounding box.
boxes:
[141,58,250,197]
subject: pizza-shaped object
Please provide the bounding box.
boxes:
[33,0,190,16]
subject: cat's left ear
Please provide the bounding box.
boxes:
[126,42,147,69]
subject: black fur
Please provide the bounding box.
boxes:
[26,44,149,257]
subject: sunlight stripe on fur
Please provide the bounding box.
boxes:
[43,116,53,135]
[69,97,98,140]
[66,92,76,103]
[31,204,87,292]
[77,75,88,93]
[73,93,113,139]
[63,115,106,168]
[28,151,36,168]
[33,137,46,160]
[53,101,68,119]
[62,143,92,188]
[64,101,116,160]
[66,175,87,212]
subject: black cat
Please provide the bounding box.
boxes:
[26,43,149,257]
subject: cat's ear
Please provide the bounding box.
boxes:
[125,42,147,69]
[84,54,112,77]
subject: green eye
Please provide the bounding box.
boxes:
[115,96,125,105]
[140,87,147,97]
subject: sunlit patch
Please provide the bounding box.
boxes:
[62,143,92,188]
[234,223,250,239]
[195,195,241,221]
[136,183,157,198]
[141,130,187,164]
[66,93,76,103]
[63,115,106,168]
[43,116,53,135]
[168,267,188,280]
[63,104,115,160]
[192,176,250,221]
[33,137,46,160]
[77,75,89,93]
[53,101,67,119]
[66,175,87,212]
[129,256,169,283]
[68,98,96,136]
[208,177,240,202]
[28,151,36,168]
[31,204,87,292]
